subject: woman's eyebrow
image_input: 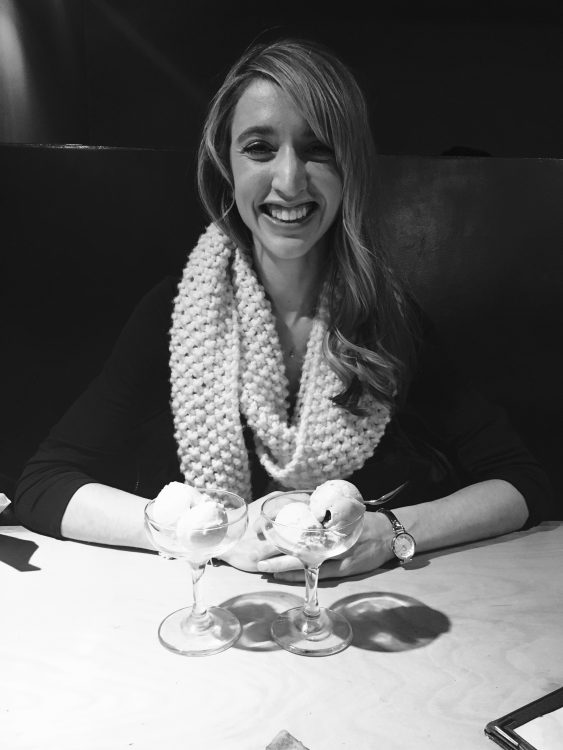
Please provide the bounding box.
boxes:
[233,124,317,145]
[234,125,275,144]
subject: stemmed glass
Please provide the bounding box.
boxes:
[261,491,364,656]
[144,488,248,656]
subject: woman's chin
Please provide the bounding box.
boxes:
[251,225,327,263]
[256,240,322,263]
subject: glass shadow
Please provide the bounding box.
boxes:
[220,590,302,652]
[330,591,450,652]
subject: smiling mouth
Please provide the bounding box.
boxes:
[261,202,317,224]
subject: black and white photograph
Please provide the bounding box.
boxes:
[1,1,562,748]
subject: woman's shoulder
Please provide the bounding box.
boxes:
[118,276,180,340]
[99,276,180,383]
[134,275,180,318]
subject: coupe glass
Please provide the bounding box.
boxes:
[261,491,364,656]
[144,488,248,656]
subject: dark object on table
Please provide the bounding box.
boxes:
[0,533,40,572]
[266,729,311,750]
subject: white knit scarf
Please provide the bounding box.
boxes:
[169,224,390,500]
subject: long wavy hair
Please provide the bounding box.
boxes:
[198,38,418,415]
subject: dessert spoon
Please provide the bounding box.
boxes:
[363,481,409,507]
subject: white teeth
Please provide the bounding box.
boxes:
[265,203,313,222]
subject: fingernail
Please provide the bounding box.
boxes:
[257,561,269,572]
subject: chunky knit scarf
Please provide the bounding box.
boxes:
[169,224,390,501]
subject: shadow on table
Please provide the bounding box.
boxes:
[0,532,41,571]
[330,591,450,652]
[221,590,302,652]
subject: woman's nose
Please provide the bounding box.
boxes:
[271,147,307,198]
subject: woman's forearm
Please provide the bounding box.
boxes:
[393,479,530,554]
[60,483,154,550]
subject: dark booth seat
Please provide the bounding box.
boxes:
[1,144,561,518]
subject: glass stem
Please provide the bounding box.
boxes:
[303,565,320,619]
[189,562,209,622]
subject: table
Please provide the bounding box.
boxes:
[1,521,562,750]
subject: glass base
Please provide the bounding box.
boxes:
[158,606,242,657]
[271,606,353,656]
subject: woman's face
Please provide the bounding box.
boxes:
[229,78,343,263]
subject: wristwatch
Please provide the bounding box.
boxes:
[376,508,416,564]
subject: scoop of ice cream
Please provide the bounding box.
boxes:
[151,481,205,526]
[275,502,322,530]
[176,500,228,554]
[309,480,365,529]
[274,502,322,548]
[311,479,363,505]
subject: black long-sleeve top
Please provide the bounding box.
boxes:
[14,277,551,538]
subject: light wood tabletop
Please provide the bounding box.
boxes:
[0,521,561,750]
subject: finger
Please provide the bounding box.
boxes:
[256,554,303,574]
[319,560,350,580]
[271,559,346,579]
[273,569,305,582]
[272,557,358,581]
[220,545,282,572]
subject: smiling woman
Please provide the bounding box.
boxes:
[14,38,550,582]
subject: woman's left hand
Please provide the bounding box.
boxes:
[256,512,394,581]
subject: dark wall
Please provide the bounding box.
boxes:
[3,1,563,156]
[2,144,562,517]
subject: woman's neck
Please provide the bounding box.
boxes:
[252,245,324,323]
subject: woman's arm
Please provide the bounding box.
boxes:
[257,478,529,580]
[14,278,178,540]
[60,483,154,550]
[396,479,528,552]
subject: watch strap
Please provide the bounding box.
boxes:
[375,508,406,534]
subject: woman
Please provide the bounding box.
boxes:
[14,39,548,580]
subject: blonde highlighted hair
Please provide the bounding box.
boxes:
[198,38,418,414]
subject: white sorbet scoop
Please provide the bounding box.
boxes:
[274,501,322,547]
[275,502,322,529]
[176,501,228,552]
[151,481,205,526]
[309,479,365,529]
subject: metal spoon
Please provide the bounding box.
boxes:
[363,481,409,507]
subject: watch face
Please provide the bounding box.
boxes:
[392,532,415,562]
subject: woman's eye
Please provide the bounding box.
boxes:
[240,141,274,160]
[307,142,335,161]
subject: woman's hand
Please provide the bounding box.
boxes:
[218,492,284,572]
[256,511,394,581]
